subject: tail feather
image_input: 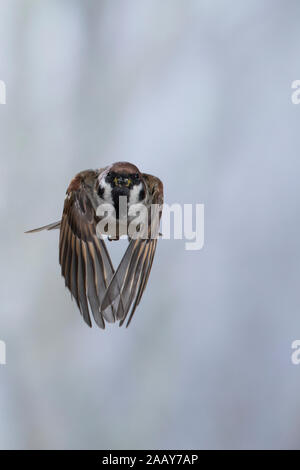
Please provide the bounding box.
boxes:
[25,221,61,233]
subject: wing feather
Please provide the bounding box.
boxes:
[101,239,138,313]
[124,239,157,327]
[118,240,149,325]
[59,171,116,327]
[25,221,61,233]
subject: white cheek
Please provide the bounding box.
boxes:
[129,183,144,205]
[99,179,113,204]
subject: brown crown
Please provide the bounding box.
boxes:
[107,161,141,174]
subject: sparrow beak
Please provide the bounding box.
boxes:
[113,176,131,187]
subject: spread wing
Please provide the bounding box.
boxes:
[101,173,163,327]
[59,171,118,328]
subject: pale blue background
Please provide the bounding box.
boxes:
[0,0,300,449]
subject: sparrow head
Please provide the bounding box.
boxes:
[97,162,147,213]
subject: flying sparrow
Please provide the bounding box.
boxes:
[26,162,164,329]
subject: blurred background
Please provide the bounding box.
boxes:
[0,0,300,450]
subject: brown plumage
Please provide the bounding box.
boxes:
[26,163,164,329]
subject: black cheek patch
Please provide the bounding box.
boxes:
[97,185,104,198]
[139,188,146,201]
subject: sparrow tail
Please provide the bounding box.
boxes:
[25,221,61,233]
